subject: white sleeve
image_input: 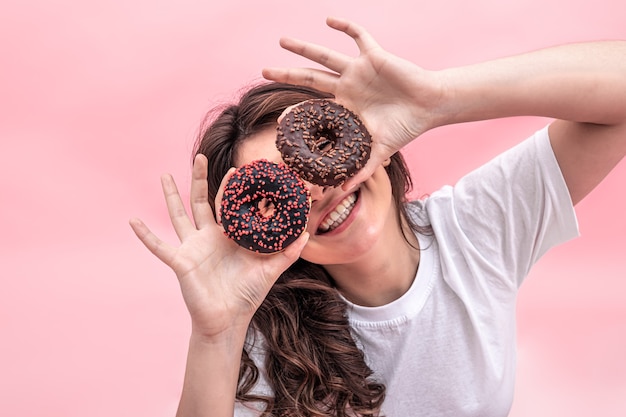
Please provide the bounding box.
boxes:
[234,330,272,417]
[234,402,264,417]
[424,126,579,288]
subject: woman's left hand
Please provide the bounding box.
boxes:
[263,16,446,188]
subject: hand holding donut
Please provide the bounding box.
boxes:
[129,154,309,339]
[263,17,447,189]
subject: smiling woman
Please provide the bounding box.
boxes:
[192,81,424,416]
[129,17,626,417]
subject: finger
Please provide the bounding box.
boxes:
[214,167,236,225]
[129,218,177,266]
[341,151,388,192]
[190,154,215,229]
[278,36,351,73]
[341,164,376,192]
[262,67,339,94]
[161,174,196,240]
[326,17,381,53]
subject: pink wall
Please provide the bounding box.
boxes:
[1,1,624,416]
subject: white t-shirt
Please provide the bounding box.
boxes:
[236,126,580,416]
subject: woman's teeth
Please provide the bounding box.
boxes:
[318,193,357,233]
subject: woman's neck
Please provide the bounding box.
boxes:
[324,220,421,307]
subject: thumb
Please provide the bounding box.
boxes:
[341,148,390,191]
[264,231,310,281]
[255,232,310,298]
[277,231,310,266]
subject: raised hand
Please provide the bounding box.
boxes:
[129,154,308,339]
[263,17,447,188]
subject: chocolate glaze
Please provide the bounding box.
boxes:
[276,99,372,186]
[220,159,310,253]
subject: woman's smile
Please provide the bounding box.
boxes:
[316,191,358,234]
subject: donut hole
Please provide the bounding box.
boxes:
[314,136,334,154]
[256,197,276,219]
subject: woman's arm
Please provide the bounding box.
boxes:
[263,18,626,202]
[438,41,626,205]
[175,329,247,417]
[174,325,272,417]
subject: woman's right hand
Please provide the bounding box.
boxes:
[263,17,448,190]
[130,154,308,339]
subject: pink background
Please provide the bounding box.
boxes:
[1,1,625,416]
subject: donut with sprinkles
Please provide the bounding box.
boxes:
[220,159,310,253]
[276,99,372,186]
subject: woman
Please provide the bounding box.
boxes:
[130,17,626,417]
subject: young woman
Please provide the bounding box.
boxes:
[130,17,626,417]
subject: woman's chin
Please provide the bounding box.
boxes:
[301,224,383,266]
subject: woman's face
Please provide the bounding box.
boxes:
[233,126,397,266]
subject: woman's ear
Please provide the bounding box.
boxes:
[383,158,391,167]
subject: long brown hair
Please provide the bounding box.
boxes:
[194,82,423,416]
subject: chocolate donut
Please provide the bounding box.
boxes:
[220,159,310,253]
[276,99,372,186]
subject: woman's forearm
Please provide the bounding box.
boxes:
[433,40,626,205]
[176,329,248,417]
[436,41,626,128]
